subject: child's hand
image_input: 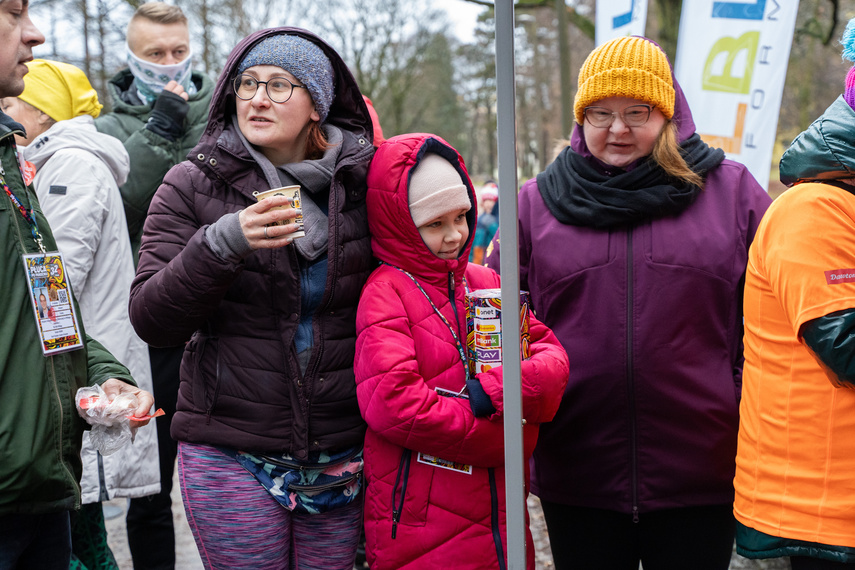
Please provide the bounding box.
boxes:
[465,377,497,417]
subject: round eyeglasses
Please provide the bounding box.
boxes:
[233,74,309,104]
[583,104,653,128]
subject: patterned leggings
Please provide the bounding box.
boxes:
[178,441,363,570]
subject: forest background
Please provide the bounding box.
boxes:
[28,0,853,196]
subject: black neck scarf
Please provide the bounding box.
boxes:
[536,133,725,228]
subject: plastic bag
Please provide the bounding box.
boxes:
[76,384,140,456]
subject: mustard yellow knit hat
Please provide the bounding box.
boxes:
[20,59,102,122]
[574,36,675,125]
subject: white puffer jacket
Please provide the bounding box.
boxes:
[23,115,159,503]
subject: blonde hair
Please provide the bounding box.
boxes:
[130,2,187,27]
[651,121,703,189]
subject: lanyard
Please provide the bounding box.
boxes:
[0,156,44,252]
[382,262,470,382]
[2,173,44,253]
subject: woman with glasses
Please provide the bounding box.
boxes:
[486,36,771,570]
[128,28,375,569]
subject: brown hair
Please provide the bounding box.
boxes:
[304,121,332,161]
[651,121,703,189]
[130,2,187,26]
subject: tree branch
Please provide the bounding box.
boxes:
[458,0,593,40]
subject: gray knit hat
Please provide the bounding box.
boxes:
[238,34,335,123]
[409,154,471,227]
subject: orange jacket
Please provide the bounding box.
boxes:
[735,183,855,550]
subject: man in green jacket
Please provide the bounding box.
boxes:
[93,3,213,568]
[0,2,154,567]
[94,1,214,263]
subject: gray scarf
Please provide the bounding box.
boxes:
[233,117,343,260]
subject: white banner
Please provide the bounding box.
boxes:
[674,0,799,191]
[596,0,648,46]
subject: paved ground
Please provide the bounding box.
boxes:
[104,469,791,569]
[104,467,202,569]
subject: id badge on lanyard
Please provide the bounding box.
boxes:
[23,251,84,355]
[2,154,83,355]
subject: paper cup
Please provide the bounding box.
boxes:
[252,185,305,239]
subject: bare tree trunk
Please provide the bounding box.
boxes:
[81,0,91,79]
[555,0,572,138]
[653,0,682,62]
[199,0,212,75]
[96,0,108,106]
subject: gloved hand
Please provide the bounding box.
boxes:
[466,376,497,418]
[145,89,189,141]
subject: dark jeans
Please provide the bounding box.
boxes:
[539,500,735,570]
[126,345,183,570]
[0,511,71,570]
[791,557,855,569]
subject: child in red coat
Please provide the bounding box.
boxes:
[355,133,570,569]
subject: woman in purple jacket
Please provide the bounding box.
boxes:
[128,28,375,569]
[486,36,771,570]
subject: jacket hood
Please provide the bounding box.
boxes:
[570,37,696,159]
[23,115,130,186]
[366,134,477,285]
[203,27,373,147]
[779,96,855,186]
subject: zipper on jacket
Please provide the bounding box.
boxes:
[302,253,329,403]
[49,354,82,509]
[448,272,461,325]
[488,468,507,570]
[448,272,466,351]
[391,449,412,539]
[288,472,361,492]
[626,229,640,524]
[200,338,220,425]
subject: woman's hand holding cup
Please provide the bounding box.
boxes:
[241,187,304,249]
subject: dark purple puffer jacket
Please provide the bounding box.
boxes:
[486,69,772,515]
[129,28,375,459]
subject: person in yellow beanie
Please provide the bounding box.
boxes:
[485,36,772,569]
[1,59,159,570]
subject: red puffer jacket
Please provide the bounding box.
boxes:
[355,133,569,569]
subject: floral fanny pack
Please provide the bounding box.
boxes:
[222,445,363,514]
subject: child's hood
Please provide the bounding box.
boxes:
[366,133,477,283]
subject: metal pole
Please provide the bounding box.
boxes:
[495,1,526,568]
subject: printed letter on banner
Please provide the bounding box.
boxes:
[673,0,799,191]
[595,0,649,46]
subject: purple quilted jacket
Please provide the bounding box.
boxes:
[486,74,772,515]
[129,28,375,459]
